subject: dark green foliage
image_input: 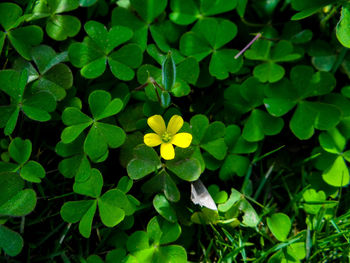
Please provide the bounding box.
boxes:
[0,0,350,262]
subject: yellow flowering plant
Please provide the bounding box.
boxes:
[144,115,192,160]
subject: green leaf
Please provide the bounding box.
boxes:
[264,97,296,117]
[162,172,180,202]
[337,4,350,48]
[166,149,201,181]
[153,194,177,222]
[8,26,43,60]
[108,44,143,81]
[79,201,97,238]
[253,62,285,83]
[302,189,326,214]
[0,31,5,55]
[209,49,243,79]
[49,0,80,13]
[196,18,237,49]
[80,0,98,7]
[243,109,284,142]
[84,122,126,160]
[117,176,133,193]
[290,101,341,140]
[322,156,350,187]
[31,45,56,73]
[169,0,199,25]
[22,92,57,121]
[58,154,91,180]
[61,200,96,223]
[73,168,103,198]
[20,161,45,183]
[9,137,31,165]
[180,32,212,61]
[85,21,133,53]
[98,189,126,227]
[127,231,149,252]
[201,138,227,160]
[130,0,167,23]
[267,213,291,242]
[32,63,72,101]
[62,107,92,126]
[147,216,181,245]
[319,129,346,154]
[127,145,161,180]
[0,225,23,257]
[176,57,199,84]
[61,125,92,144]
[88,90,123,120]
[153,245,187,263]
[0,172,24,206]
[0,69,25,100]
[219,154,250,179]
[0,2,23,31]
[81,57,107,79]
[47,15,81,41]
[0,188,36,216]
[208,185,228,204]
[86,255,104,263]
[111,7,148,50]
[190,114,209,144]
[201,0,237,16]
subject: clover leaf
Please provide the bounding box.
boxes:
[190,114,227,171]
[180,17,242,79]
[317,128,350,187]
[291,0,334,20]
[264,65,340,140]
[111,0,167,51]
[0,225,24,257]
[61,90,126,161]
[0,172,37,217]
[61,169,137,238]
[267,213,291,242]
[127,144,161,180]
[0,138,46,183]
[307,40,336,72]
[29,0,81,41]
[302,189,326,214]
[153,194,177,222]
[141,170,181,202]
[0,2,43,60]
[245,39,301,83]
[14,45,72,101]
[56,134,92,182]
[68,20,142,80]
[219,125,257,180]
[337,4,350,48]
[224,77,284,142]
[125,216,187,263]
[0,70,56,135]
[218,188,259,227]
[170,0,238,25]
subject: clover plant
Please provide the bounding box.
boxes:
[0,0,350,262]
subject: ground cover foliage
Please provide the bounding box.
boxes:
[0,0,350,262]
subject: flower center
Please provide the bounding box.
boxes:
[161,132,172,143]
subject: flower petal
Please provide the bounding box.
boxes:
[171,133,192,148]
[167,115,183,134]
[144,133,162,147]
[147,115,166,135]
[161,143,175,160]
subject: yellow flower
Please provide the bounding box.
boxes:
[144,115,192,160]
